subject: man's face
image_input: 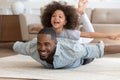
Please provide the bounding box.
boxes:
[37,34,57,61]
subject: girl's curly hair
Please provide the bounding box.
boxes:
[41,1,80,29]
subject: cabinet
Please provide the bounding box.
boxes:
[0,15,22,41]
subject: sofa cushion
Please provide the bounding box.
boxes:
[19,13,41,41]
[92,8,120,24]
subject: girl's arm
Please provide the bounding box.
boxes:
[80,32,120,40]
[78,0,94,32]
[81,13,94,32]
[29,24,43,32]
[78,0,88,15]
[77,0,95,43]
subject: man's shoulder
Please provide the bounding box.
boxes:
[57,38,79,42]
[56,38,81,46]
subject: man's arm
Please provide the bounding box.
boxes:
[0,41,31,55]
[15,38,37,56]
[13,41,30,55]
[13,38,37,55]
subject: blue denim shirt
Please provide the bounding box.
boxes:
[13,38,104,69]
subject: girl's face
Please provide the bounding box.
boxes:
[51,10,67,31]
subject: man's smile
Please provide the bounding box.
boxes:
[39,51,48,57]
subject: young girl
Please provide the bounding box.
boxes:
[32,0,95,43]
[41,1,120,40]
[32,1,120,64]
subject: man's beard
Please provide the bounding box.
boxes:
[40,56,47,61]
[39,50,48,61]
[38,49,55,64]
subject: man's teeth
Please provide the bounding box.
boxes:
[41,52,46,54]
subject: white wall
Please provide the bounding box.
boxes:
[88,0,120,8]
[0,0,120,15]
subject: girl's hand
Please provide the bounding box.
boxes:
[109,34,120,40]
[77,0,88,15]
[29,24,43,32]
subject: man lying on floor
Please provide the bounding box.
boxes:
[13,28,120,69]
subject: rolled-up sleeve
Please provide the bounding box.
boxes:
[13,41,30,55]
[82,43,104,58]
[13,38,37,55]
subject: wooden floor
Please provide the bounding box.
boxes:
[0,48,16,58]
[0,49,15,58]
[0,42,16,58]
[0,77,48,80]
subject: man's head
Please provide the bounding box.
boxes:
[37,28,57,62]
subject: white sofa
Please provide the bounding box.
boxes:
[91,8,120,44]
[19,14,42,41]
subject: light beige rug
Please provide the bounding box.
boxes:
[0,54,120,80]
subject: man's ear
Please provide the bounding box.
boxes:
[55,40,58,46]
[65,20,67,25]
